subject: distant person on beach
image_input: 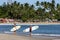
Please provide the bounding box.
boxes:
[29,26,32,36]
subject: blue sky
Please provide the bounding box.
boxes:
[0,0,60,5]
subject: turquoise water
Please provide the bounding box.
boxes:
[0,25,60,36]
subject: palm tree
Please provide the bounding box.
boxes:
[55,4,60,19]
[50,0,55,20]
[51,0,55,9]
[36,1,40,6]
[24,3,29,10]
[28,5,35,20]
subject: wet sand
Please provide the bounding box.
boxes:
[0,34,60,40]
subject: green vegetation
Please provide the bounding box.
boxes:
[0,0,60,22]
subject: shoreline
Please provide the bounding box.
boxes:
[0,22,60,25]
[0,33,60,40]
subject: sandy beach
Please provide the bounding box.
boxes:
[0,34,56,40]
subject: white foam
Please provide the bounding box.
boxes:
[0,23,60,25]
[0,23,13,25]
[4,31,13,33]
[32,34,60,37]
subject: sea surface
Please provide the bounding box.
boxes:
[0,24,60,37]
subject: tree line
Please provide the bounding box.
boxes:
[0,0,60,22]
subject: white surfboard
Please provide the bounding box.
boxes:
[23,26,39,32]
[11,26,21,32]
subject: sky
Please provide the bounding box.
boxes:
[0,0,60,5]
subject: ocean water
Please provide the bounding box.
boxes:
[0,24,60,36]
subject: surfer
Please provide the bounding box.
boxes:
[13,22,16,32]
[13,22,16,35]
[30,26,32,36]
